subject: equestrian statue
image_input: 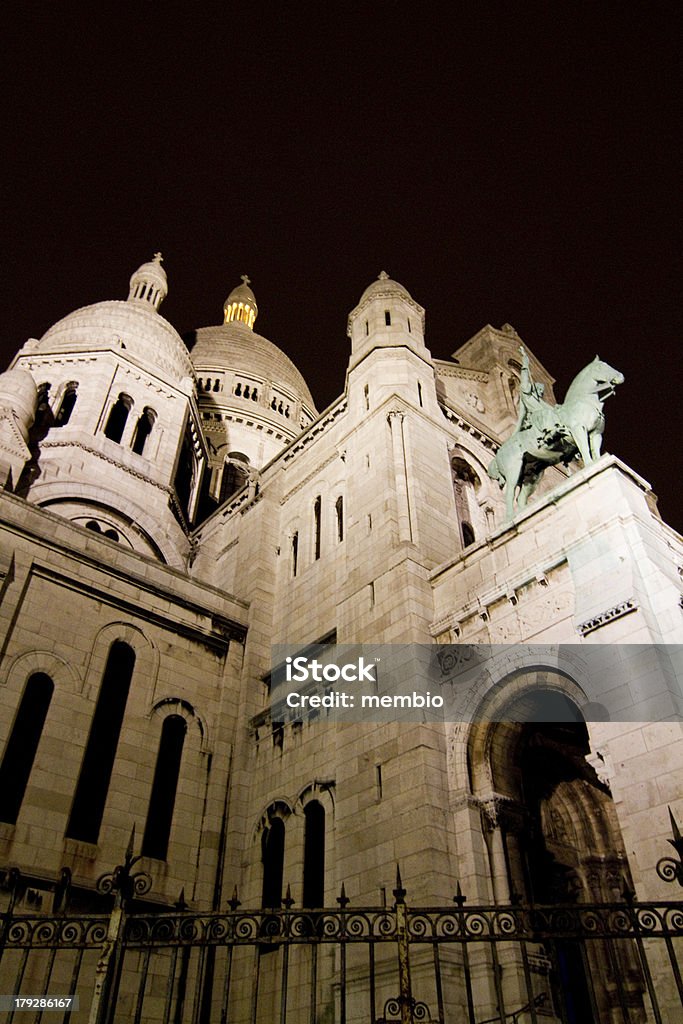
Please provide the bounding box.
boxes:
[487,347,624,520]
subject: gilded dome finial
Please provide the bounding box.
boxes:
[224,275,258,329]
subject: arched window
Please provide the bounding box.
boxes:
[219,457,249,503]
[0,673,54,825]
[131,407,156,455]
[104,394,133,443]
[66,641,135,844]
[32,383,53,436]
[142,715,187,860]
[451,456,481,549]
[261,818,285,908]
[54,383,78,426]
[313,496,321,560]
[461,522,475,547]
[303,801,325,908]
[335,496,344,542]
[174,429,195,516]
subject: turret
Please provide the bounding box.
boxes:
[127,252,168,312]
[347,271,428,370]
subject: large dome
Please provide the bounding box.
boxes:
[188,321,316,411]
[34,300,195,385]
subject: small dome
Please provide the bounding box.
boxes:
[348,271,425,338]
[0,367,38,436]
[358,270,413,305]
[0,367,38,408]
[224,275,258,329]
[128,253,167,311]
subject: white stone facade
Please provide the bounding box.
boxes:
[0,259,681,938]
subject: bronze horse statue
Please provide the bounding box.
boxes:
[488,356,624,520]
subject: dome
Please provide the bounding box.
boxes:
[358,270,413,305]
[0,367,38,409]
[188,320,316,411]
[223,275,258,329]
[0,367,38,437]
[128,252,167,311]
[348,271,425,338]
[35,300,195,385]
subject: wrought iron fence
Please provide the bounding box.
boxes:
[1,866,682,1024]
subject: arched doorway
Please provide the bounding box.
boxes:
[469,682,644,1023]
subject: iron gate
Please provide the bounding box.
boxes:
[1,871,682,1023]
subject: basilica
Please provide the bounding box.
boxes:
[0,256,681,1022]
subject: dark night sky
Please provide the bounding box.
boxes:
[2,4,680,523]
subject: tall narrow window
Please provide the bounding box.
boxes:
[131,407,156,455]
[55,383,78,426]
[66,641,135,844]
[335,496,344,542]
[303,801,325,908]
[313,496,321,560]
[291,531,299,577]
[104,394,133,443]
[0,674,53,825]
[219,455,249,503]
[261,818,285,907]
[142,715,186,860]
[174,430,195,515]
[384,310,391,326]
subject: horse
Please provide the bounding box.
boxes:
[487,356,624,520]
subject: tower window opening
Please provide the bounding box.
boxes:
[104,394,133,443]
[212,379,221,392]
[0,673,54,825]
[85,520,101,533]
[303,801,325,908]
[417,381,423,407]
[220,455,249,504]
[313,495,322,560]
[261,817,285,908]
[174,430,195,516]
[335,495,344,542]
[291,531,299,577]
[384,310,391,326]
[66,640,135,844]
[461,522,475,547]
[33,383,53,433]
[365,320,369,335]
[55,383,78,426]
[142,715,187,860]
[407,318,412,333]
[234,382,242,396]
[131,407,156,455]
[363,384,370,411]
